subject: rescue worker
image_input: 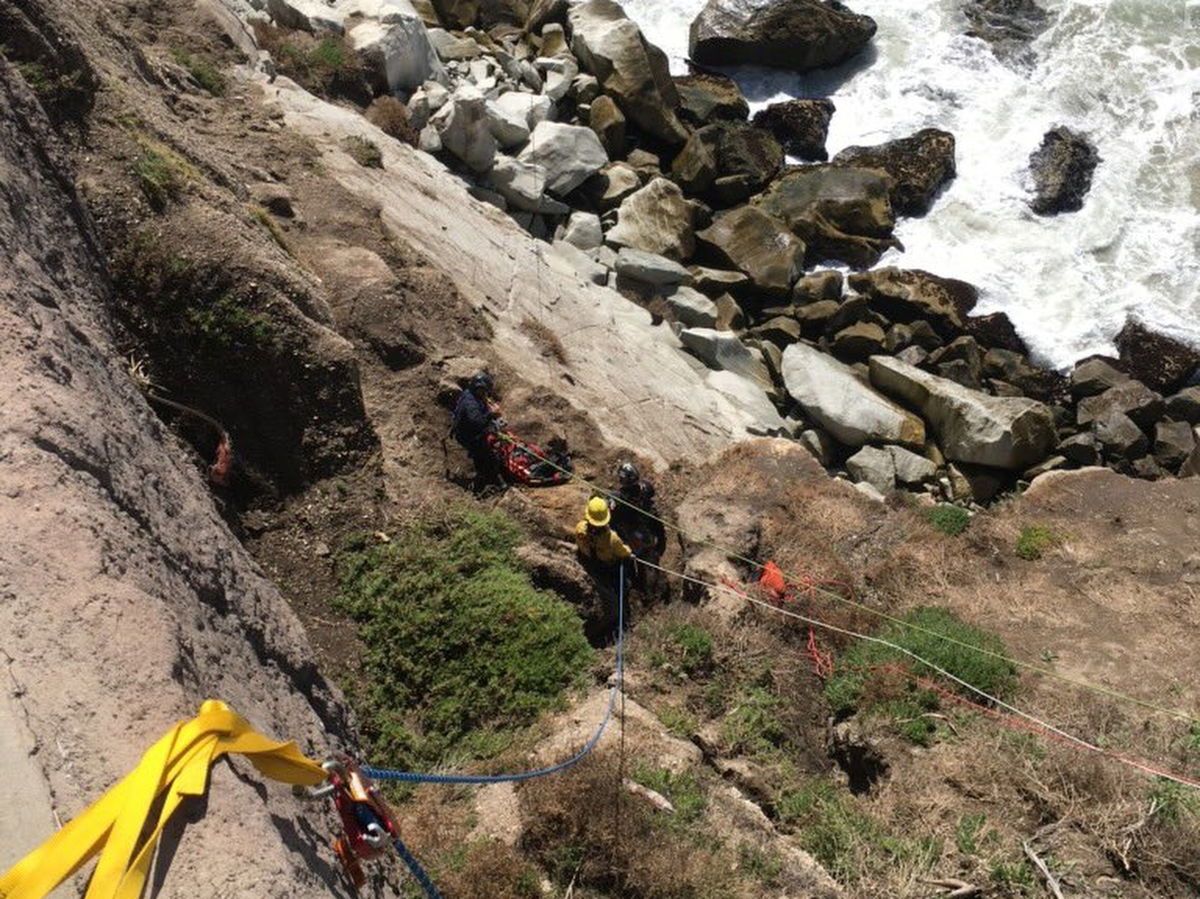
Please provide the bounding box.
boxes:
[450,372,504,494]
[573,492,633,624]
[609,462,667,564]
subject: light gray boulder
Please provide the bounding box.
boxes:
[888,445,937,485]
[430,84,497,172]
[485,156,569,213]
[336,0,421,21]
[546,240,610,285]
[869,355,1056,470]
[706,370,786,435]
[348,18,445,93]
[493,91,555,130]
[483,99,531,148]
[561,211,603,249]
[614,247,689,285]
[605,177,699,261]
[799,428,835,466]
[517,121,608,195]
[268,0,345,32]
[781,344,925,449]
[678,328,772,389]
[665,285,719,328]
[426,27,482,60]
[847,446,896,493]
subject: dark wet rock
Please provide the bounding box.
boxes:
[674,72,750,125]
[588,95,627,158]
[833,128,955,216]
[792,270,843,305]
[832,321,886,361]
[824,296,887,336]
[672,120,784,206]
[1114,320,1200,394]
[964,0,1051,67]
[848,267,976,335]
[755,165,898,268]
[752,99,835,161]
[795,300,841,335]
[689,0,877,73]
[1057,431,1099,466]
[751,316,803,347]
[1070,357,1130,398]
[1155,421,1196,471]
[930,337,984,390]
[982,348,1067,403]
[965,311,1027,355]
[1076,381,1164,432]
[1094,411,1149,460]
[1028,126,1100,215]
[1166,386,1200,425]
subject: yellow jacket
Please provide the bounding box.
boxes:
[575,521,633,564]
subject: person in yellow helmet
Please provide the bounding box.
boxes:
[575,495,633,565]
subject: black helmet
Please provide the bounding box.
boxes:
[469,372,494,394]
[617,462,639,485]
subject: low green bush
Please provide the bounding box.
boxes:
[669,623,714,676]
[341,135,383,169]
[170,48,226,96]
[928,504,971,536]
[336,507,592,768]
[1016,524,1059,560]
[823,607,1019,743]
[632,766,708,824]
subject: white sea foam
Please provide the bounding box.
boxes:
[619,0,1200,369]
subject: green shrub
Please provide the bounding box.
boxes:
[170,48,227,96]
[721,685,786,757]
[823,607,1018,743]
[669,623,714,676]
[928,504,971,536]
[186,292,274,349]
[1016,524,1059,560]
[954,813,987,855]
[336,507,592,768]
[133,142,192,209]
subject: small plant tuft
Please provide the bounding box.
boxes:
[1016,524,1060,560]
[631,766,708,824]
[928,504,971,536]
[341,135,383,168]
[170,48,226,96]
[669,623,714,677]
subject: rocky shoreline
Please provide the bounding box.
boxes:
[245,0,1199,505]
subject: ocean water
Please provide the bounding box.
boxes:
[620,0,1200,370]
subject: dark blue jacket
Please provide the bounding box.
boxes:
[451,389,494,448]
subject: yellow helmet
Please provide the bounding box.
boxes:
[585,496,611,527]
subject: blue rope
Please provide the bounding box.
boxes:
[393,836,443,899]
[364,562,626,785]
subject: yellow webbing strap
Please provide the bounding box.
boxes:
[0,700,326,899]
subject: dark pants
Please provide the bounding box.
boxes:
[465,439,503,493]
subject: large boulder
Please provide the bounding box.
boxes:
[847,267,977,335]
[1114,320,1200,394]
[869,355,1056,469]
[348,17,445,92]
[606,177,700,261]
[689,0,877,73]
[1070,357,1129,398]
[1095,411,1148,460]
[665,285,719,328]
[752,99,834,161]
[568,0,689,145]
[588,94,626,157]
[696,205,805,296]
[493,91,555,130]
[485,156,569,213]
[1154,421,1196,471]
[429,84,497,172]
[1166,386,1200,425]
[833,129,956,216]
[671,120,784,207]
[846,445,896,493]
[782,343,926,449]
[517,121,608,195]
[754,165,898,268]
[679,328,772,388]
[1028,126,1100,215]
[674,73,750,126]
[614,247,690,285]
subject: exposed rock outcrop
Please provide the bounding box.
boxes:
[1028,126,1100,215]
[833,128,955,216]
[689,0,877,73]
[964,0,1050,66]
[606,177,700,261]
[696,205,805,296]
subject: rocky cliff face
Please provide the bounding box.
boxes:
[0,57,354,896]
